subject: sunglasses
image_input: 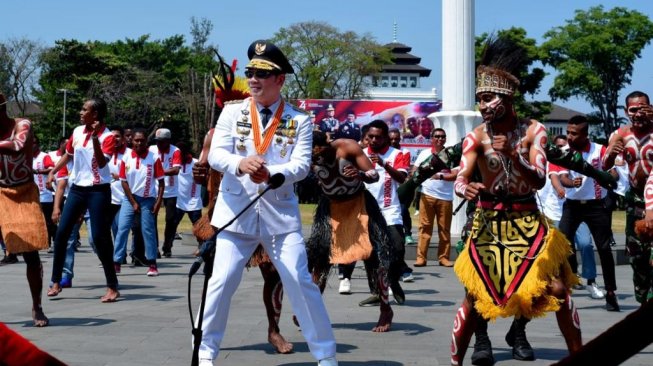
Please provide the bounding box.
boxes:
[432,135,446,139]
[245,69,277,79]
[627,106,643,114]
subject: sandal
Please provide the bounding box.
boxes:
[47,284,62,297]
[100,290,120,303]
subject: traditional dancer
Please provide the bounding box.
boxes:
[604,90,653,305]
[0,91,50,326]
[308,130,394,332]
[448,37,582,365]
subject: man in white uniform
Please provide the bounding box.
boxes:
[198,40,337,366]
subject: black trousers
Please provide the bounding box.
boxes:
[559,198,617,292]
[40,202,56,246]
[162,197,177,252]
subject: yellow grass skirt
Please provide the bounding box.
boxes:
[0,182,48,253]
[454,207,578,320]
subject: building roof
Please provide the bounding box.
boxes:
[6,101,42,117]
[544,104,585,123]
[381,41,432,77]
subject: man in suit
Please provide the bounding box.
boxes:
[335,111,361,141]
[198,40,338,366]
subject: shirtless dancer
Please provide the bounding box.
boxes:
[449,38,582,365]
[604,90,653,306]
[0,92,50,326]
[308,130,394,332]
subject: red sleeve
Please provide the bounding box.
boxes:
[153,159,165,179]
[119,161,127,180]
[43,155,54,168]
[403,151,411,167]
[56,165,68,179]
[101,134,116,156]
[548,163,568,174]
[394,151,410,170]
[599,144,608,160]
[171,149,182,167]
[65,136,74,155]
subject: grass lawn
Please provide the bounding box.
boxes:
[81,204,626,238]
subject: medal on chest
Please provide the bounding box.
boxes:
[236,109,251,151]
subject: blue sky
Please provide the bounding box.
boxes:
[3,0,652,114]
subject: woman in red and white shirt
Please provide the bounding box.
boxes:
[46,98,120,302]
[114,129,164,276]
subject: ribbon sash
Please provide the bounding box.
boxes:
[250,100,285,155]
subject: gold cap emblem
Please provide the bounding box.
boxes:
[255,43,266,55]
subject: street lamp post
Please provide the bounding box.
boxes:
[57,88,68,137]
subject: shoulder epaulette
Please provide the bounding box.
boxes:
[224,99,243,105]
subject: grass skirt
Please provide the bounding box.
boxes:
[454,207,578,320]
[0,182,48,253]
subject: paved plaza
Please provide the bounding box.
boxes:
[1,227,652,366]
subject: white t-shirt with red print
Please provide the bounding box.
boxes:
[176,157,203,212]
[119,150,165,198]
[33,151,54,203]
[549,142,607,200]
[364,145,409,226]
[108,146,130,205]
[149,145,182,199]
[65,125,115,186]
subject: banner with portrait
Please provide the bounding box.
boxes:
[295,99,442,164]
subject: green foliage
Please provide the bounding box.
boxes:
[475,28,551,121]
[35,34,220,149]
[271,21,392,99]
[541,6,653,137]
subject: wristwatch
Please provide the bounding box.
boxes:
[438,173,444,180]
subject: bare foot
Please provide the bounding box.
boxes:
[268,331,293,354]
[372,305,393,332]
[32,307,49,327]
[100,288,120,303]
[47,283,62,297]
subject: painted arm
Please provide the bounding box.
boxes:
[0,120,30,153]
[454,132,485,200]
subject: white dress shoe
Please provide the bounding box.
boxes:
[318,356,338,366]
[199,358,213,366]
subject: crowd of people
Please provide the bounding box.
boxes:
[0,36,651,366]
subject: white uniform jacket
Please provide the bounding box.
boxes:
[208,97,311,236]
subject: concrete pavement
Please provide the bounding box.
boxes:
[1,229,651,366]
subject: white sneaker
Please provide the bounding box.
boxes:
[413,210,420,217]
[318,356,338,366]
[402,272,414,283]
[339,278,351,294]
[199,358,213,366]
[587,283,605,299]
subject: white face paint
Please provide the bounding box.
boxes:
[477,92,506,124]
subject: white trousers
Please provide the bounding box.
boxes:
[197,230,337,361]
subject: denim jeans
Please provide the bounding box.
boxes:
[51,184,118,289]
[114,196,158,264]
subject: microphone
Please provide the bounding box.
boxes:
[268,172,285,189]
[188,173,286,277]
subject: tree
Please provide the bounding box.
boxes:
[541,6,653,137]
[475,28,551,121]
[0,37,44,115]
[271,21,392,99]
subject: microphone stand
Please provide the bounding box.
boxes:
[189,181,280,366]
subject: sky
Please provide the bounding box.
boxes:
[3,0,653,114]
